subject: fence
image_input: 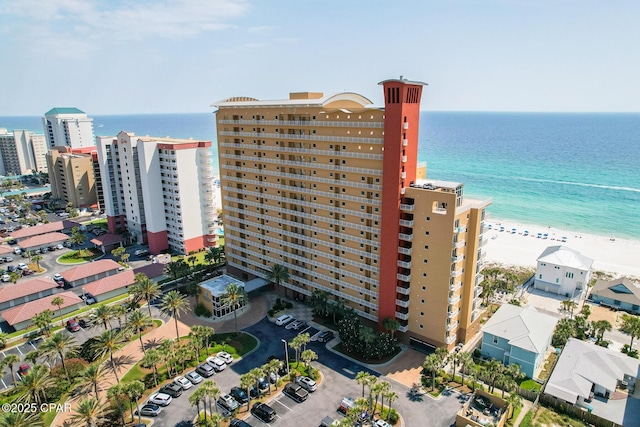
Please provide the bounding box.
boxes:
[538,393,623,427]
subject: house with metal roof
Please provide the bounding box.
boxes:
[481,304,559,378]
[589,278,640,315]
[534,245,594,297]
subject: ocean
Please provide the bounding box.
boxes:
[2,112,639,240]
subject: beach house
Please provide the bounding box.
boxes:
[589,278,640,314]
[533,245,594,297]
[480,304,558,378]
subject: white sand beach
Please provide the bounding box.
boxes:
[484,220,640,279]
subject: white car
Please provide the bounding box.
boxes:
[296,376,318,392]
[206,356,226,372]
[375,420,392,427]
[217,351,233,364]
[1,274,10,283]
[275,314,293,326]
[148,392,172,406]
[174,375,193,390]
[185,371,204,384]
[17,263,27,270]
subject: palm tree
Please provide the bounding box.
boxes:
[112,304,127,330]
[301,349,318,371]
[141,349,161,386]
[204,246,223,271]
[187,255,197,268]
[289,335,303,365]
[91,329,126,384]
[457,351,473,387]
[208,413,224,427]
[356,371,374,398]
[90,305,114,330]
[382,317,401,342]
[32,309,54,337]
[51,295,65,326]
[164,259,188,280]
[423,354,441,391]
[378,381,391,415]
[370,382,384,415]
[385,391,398,422]
[561,299,578,318]
[1,354,20,387]
[39,331,78,380]
[240,372,254,410]
[506,393,523,419]
[0,331,8,349]
[202,379,221,415]
[160,290,190,342]
[15,364,55,406]
[24,350,39,366]
[107,384,128,427]
[189,388,206,421]
[250,367,265,399]
[130,272,161,317]
[70,397,108,427]
[221,282,246,334]
[76,363,109,399]
[484,359,504,393]
[594,319,613,344]
[580,303,592,319]
[621,314,640,348]
[359,326,377,357]
[265,263,289,289]
[0,411,43,427]
[268,358,283,385]
[123,380,146,424]
[69,227,87,249]
[126,309,153,354]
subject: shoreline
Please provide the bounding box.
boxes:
[483,218,640,279]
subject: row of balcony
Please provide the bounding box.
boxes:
[396,285,410,295]
[396,299,409,308]
[398,232,413,241]
[397,259,412,269]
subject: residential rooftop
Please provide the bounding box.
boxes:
[0,291,82,326]
[61,259,122,282]
[537,245,594,270]
[45,107,86,115]
[199,274,245,297]
[18,232,69,249]
[82,270,135,296]
[11,220,80,240]
[0,277,58,303]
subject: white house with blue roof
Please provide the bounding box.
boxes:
[481,304,559,378]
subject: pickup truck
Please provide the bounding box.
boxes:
[283,383,308,402]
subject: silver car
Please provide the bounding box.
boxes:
[185,370,204,384]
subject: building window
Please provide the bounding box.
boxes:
[493,336,499,344]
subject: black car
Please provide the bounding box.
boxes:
[229,419,252,427]
[230,387,249,404]
[251,402,276,423]
[160,382,183,398]
[257,377,269,391]
[266,355,287,376]
[78,318,92,328]
[196,363,215,378]
[283,383,309,402]
[317,330,335,343]
[248,385,260,398]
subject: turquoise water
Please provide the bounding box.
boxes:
[2,112,639,240]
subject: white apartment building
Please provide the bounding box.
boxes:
[42,108,95,149]
[0,128,48,175]
[96,131,217,254]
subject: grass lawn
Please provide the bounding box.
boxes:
[58,248,103,264]
[532,405,588,427]
[539,352,558,380]
[332,342,401,364]
[506,406,523,427]
[519,379,542,392]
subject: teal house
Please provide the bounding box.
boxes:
[480,304,558,378]
[589,278,640,314]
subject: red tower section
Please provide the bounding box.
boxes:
[377,78,426,326]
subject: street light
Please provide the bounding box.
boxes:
[281,339,290,375]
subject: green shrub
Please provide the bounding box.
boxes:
[285,301,293,309]
[378,408,399,424]
[194,303,212,318]
[520,410,534,427]
[268,309,276,317]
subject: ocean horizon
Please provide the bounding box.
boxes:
[2,112,639,241]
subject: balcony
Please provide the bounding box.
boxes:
[446,321,459,332]
[395,311,409,320]
[450,269,463,278]
[445,334,457,345]
[476,274,485,285]
[398,233,413,241]
[454,240,466,249]
[474,286,483,299]
[399,218,414,227]
[397,259,412,269]
[399,203,415,211]
[448,295,461,305]
[398,325,408,333]
[452,255,462,263]
[402,156,407,163]
[398,246,412,255]
[474,296,482,306]
[401,172,407,179]
[453,226,464,234]
[397,273,411,282]
[396,299,410,308]
[447,309,460,319]
[396,285,411,295]
[403,122,409,129]
[403,139,408,146]
[449,282,462,292]
[400,187,405,195]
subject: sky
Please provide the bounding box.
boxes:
[0,0,639,115]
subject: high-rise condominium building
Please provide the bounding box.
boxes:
[214,78,491,350]
[42,108,95,149]
[0,128,48,175]
[96,131,217,254]
[46,146,98,208]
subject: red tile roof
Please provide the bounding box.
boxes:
[18,232,69,249]
[0,245,13,254]
[61,259,122,282]
[0,291,82,326]
[133,263,166,279]
[90,234,124,246]
[82,270,135,296]
[10,220,80,239]
[0,278,58,303]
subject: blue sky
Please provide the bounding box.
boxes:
[1,0,638,115]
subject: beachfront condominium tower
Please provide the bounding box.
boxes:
[96,131,217,254]
[42,108,95,149]
[213,78,490,349]
[0,129,48,175]
[45,146,98,209]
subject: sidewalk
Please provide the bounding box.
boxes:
[53,318,192,427]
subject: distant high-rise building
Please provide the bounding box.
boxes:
[96,131,217,254]
[213,79,491,350]
[42,108,95,149]
[46,146,98,208]
[0,128,48,176]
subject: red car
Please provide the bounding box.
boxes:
[18,364,30,377]
[21,269,33,276]
[66,318,81,332]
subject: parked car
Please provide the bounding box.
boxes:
[283,383,309,402]
[375,420,392,427]
[159,382,183,398]
[148,392,172,406]
[230,387,249,404]
[206,356,226,372]
[56,243,64,250]
[257,377,269,391]
[321,416,341,427]
[218,394,239,412]
[217,351,233,364]
[317,330,335,343]
[18,364,30,378]
[337,397,356,414]
[4,256,13,262]
[196,363,215,378]
[80,293,97,305]
[266,355,287,376]
[137,404,161,417]
[296,376,318,392]
[1,274,10,282]
[229,419,252,427]
[66,318,81,332]
[17,263,27,270]
[275,314,294,326]
[135,249,150,257]
[174,375,193,390]
[13,248,21,255]
[21,269,33,276]
[251,402,276,423]
[6,265,15,273]
[185,370,204,384]
[78,318,92,328]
